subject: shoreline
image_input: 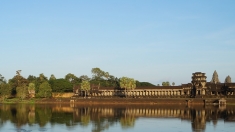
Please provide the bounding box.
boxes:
[2,97,235,105]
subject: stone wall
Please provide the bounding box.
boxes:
[52,92,74,98]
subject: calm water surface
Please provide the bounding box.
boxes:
[0,104,234,132]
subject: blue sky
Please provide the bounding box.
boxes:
[0,1,235,85]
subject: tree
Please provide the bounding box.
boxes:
[50,79,73,92]
[91,68,118,87]
[225,75,232,83]
[65,73,78,84]
[0,83,12,100]
[119,77,136,97]
[0,74,6,84]
[91,68,104,80]
[39,73,48,82]
[28,83,35,98]
[79,75,90,81]
[15,70,28,87]
[172,82,175,86]
[49,74,56,81]
[16,84,28,100]
[104,72,109,80]
[37,82,52,98]
[211,70,220,84]
[9,70,28,96]
[80,80,91,98]
[136,81,155,87]
[27,75,37,83]
[162,81,170,86]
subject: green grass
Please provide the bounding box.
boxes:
[1,98,37,104]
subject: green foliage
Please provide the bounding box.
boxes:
[28,83,35,98]
[50,79,73,92]
[0,83,12,100]
[10,70,28,88]
[16,84,28,100]
[49,74,56,81]
[80,80,91,91]
[39,73,48,82]
[37,82,52,98]
[91,68,119,87]
[0,74,6,84]
[79,75,90,81]
[80,80,90,98]
[27,75,37,83]
[172,82,175,86]
[28,83,35,91]
[136,81,155,87]
[162,81,170,86]
[119,77,136,90]
[91,67,105,80]
[9,70,28,95]
[65,73,78,83]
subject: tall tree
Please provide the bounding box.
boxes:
[104,72,110,80]
[50,79,73,92]
[9,70,28,96]
[172,82,175,86]
[28,83,36,98]
[80,80,91,98]
[91,68,104,80]
[14,70,28,87]
[79,75,90,81]
[27,75,37,83]
[162,81,170,86]
[65,73,79,84]
[211,70,220,84]
[225,75,232,83]
[119,77,136,97]
[49,74,56,81]
[37,81,52,98]
[39,73,48,83]
[0,74,6,84]
[16,84,28,100]
[0,83,12,100]
[91,68,116,87]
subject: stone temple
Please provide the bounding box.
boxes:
[73,72,235,98]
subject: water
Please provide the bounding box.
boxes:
[0,104,234,132]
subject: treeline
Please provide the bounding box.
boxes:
[0,68,155,99]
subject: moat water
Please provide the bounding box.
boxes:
[0,104,235,132]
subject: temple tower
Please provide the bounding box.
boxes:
[191,72,207,97]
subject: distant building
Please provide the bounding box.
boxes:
[73,72,235,98]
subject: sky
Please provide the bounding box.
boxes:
[0,1,235,85]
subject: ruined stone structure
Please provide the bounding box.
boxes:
[73,72,235,98]
[191,72,207,97]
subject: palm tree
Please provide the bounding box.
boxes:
[120,77,136,97]
[81,80,91,98]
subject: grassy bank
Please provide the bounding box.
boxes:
[1,98,38,104]
[1,97,235,105]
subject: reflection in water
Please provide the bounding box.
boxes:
[0,104,235,132]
